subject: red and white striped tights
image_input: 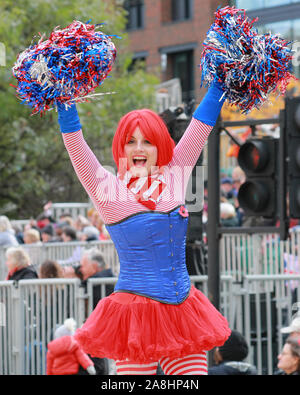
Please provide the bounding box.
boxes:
[115,352,207,375]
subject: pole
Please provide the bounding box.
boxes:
[279,109,289,240]
[207,119,221,310]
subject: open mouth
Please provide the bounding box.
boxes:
[133,157,147,166]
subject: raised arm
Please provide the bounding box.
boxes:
[57,104,117,217]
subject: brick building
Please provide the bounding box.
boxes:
[124,0,229,105]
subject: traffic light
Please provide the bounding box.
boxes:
[237,137,278,218]
[285,97,300,218]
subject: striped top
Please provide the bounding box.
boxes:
[62,117,212,225]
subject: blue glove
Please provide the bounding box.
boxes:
[57,103,82,133]
[193,82,226,126]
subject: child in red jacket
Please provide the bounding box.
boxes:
[46,318,96,375]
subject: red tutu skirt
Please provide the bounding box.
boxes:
[75,286,231,363]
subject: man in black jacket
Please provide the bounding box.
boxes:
[78,248,115,308]
[208,330,257,375]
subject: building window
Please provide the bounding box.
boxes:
[170,50,194,102]
[124,0,144,30]
[171,0,193,21]
[128,53,147,72]
[128,58,146,72]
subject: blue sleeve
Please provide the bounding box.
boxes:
[57,103,82,133]
[193,83,226,126]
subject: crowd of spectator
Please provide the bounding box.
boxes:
[202,165,247,229]
[0,202,114,285]
[3,242,114,284]
[0,202,110,249]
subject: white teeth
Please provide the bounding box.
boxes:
[133,156,146,160]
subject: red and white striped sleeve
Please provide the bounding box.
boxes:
[62,130,121,221]
[62,130,108,197]
[171,118,212,168]
[169,118,213,192]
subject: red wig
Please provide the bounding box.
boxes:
[112,109,175,171]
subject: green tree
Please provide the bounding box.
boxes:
[0,0,158,218]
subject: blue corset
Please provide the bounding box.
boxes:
[106,206,191,304]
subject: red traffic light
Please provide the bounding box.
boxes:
[237,138,278,217]
[238,140,270,174]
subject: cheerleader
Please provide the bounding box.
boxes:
[57,82,231,375]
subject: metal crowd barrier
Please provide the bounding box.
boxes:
[0,275,234,375]
[219,231,300,282]
[50,202,92,221]
[242,274,300,375]
[0,278,85,375]
[2,274,298,375]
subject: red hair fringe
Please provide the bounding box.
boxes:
[112,109,175,171]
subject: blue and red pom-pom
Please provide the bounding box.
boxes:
[12,20,117,114]
[200,6,295,113]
